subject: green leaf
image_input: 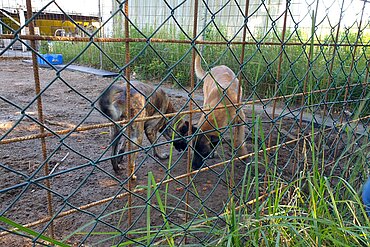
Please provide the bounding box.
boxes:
[0,216,70,247]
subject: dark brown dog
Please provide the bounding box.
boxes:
[99,81,191,179]
[192,53,247,169]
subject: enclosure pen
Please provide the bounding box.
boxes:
[1,0,370,246]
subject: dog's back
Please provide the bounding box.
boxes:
[99,81,172,121]
[195,53,241,104]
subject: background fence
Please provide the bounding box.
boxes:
[1,0,370,246]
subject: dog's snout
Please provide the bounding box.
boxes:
[192,160,202,170]
[191,152,204,170]
[173,137,187,151]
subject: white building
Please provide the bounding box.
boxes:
[1,0,369,40]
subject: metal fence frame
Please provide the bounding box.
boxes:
[1,0,369,246]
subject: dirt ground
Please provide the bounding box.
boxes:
[0,59,335,246]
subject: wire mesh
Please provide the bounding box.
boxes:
[1,0,369,246]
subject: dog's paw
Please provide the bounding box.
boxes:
[237,145,247,157]
[112,164,121,174]
[131,174,137,180]
[209,150,218,159]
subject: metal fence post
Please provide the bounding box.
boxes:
[25,0,55,239]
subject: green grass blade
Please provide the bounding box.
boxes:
[0,216,70,247]
[148,172,175,247]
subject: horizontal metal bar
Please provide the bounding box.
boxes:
[1,81,369,145]
[0,34,369,47]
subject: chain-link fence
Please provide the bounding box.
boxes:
[1,0,370,246]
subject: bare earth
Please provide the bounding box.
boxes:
[0,59,311,246]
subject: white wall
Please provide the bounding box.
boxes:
[1,0,369,38]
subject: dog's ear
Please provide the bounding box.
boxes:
[184,121,198,134]
[210,135,220,147]
[178,121,189,135]
[192,125,198,134]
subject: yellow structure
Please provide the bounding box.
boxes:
[0,9,99,36]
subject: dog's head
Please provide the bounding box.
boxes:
[161,120,197,152]
[192,133,219,170]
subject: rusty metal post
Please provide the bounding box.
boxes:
[123,0,133,231]
[263,0,289,190]
[334,0,367,167]
[362,64,369,149]
[185,0,199,243]
[234,0,250,195]
[323,0,345,114]
[320,0,345,166]
[363,62,369,101]
[237,0,250,103]
[296,2,319,174]
[341,0,366,121]
[268,0,289,148]
[25,0,55,238]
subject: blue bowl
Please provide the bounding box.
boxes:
[362,177,370,216]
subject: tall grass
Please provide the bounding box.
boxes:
[0,216,70,247]
[59,103,370,246]
[61,147,370,246]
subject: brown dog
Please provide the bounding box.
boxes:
[192,53,247,169]
[99,81,191,179]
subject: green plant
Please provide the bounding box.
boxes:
[0,216,70,247]
[46,23,368,114]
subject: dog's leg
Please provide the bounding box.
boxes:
[117,136,127,158]
[127,121,145,180]
[110,125,122,173]
[209,136,219,159]
[234,109,247,157]
[145,119,169,160]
